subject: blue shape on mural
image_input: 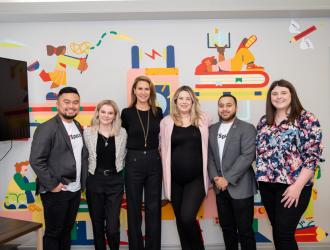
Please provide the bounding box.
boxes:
[155,85,170,116]
[71,221,94,245]
[131,46,139,69]
[166,45,175,68]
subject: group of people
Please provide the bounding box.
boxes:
[29,76,323,250]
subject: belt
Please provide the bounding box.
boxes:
[128,148,159,155]
[94,168,118,176]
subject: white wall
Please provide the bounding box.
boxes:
[0,17,329,247]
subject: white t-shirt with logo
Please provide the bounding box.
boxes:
[62,120,83,192]
[217,121,233,164]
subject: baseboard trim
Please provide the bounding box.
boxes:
[17,242,330,250]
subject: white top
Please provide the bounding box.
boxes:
[217,121,233,164]
[62,120,83,192]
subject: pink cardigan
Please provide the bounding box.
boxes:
[160,113,211,200]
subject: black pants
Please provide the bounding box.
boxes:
[259,181,312,250]
[125,149,162,250]
[86,172,124,250]
[216,190,256,250]
[171,176,205,250]
[40,190,81,250]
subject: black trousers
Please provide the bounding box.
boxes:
[40,190,81,250]
[171,176,205,250]
[259,181,312,250]
[216,190,256,250]
[86,172,124,250]
[125,149,162,250]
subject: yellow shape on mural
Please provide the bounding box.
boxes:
[195,88,268,101]
[0,42,24,48]
[145,68,178,75]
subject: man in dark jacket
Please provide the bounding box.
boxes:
[30,87,88,250]
[208,94,257,250]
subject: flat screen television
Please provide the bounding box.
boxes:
[0,57,30,141]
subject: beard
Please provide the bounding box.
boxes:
[60,111,78,120]
[219,112,236,122]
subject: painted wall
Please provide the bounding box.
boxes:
[0,18,329,247]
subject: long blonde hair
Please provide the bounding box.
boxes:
[171,86,202,127]
[91,100,122,136]
[129,75,158,116]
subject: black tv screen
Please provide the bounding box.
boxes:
[0,57,30,141]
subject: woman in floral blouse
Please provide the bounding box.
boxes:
[256,79,322,250]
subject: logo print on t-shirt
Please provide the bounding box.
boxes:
[69,133,82,140]
[218,133,227,140]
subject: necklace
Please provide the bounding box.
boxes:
[100,134,109,147]
[136,108,150,148]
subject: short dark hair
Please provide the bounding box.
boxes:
[58,87,80,98]
[218,94,237,106]
[266,79,304,125]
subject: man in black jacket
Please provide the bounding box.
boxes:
[30,87,88,250]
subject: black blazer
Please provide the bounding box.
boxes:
[29,115,89,193]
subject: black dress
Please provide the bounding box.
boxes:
[170,124,205,250]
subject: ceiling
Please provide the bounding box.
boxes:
[0,0,329,22]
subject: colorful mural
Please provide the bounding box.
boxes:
[128,45,178,117]
[289,20,317,50]
[194,29,269,101]
[0,24,328,247]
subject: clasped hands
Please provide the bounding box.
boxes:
[214,176,228,191]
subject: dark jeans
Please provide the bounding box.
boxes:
[86,172,124,250]
[125,149,162,250]
[171,176,205,250]
[259,181,313,250]
[216,190,256,250]
[40,190,81,250]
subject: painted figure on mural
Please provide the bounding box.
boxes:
[208,94,257,250]
[160,86,211,250]
[3,161,41,212]
[256,79,323,250]
[195,35,264,74]
[28,45,88,89]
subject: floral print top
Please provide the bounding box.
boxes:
[256,110,322,185]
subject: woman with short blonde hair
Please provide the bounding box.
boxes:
[84,99,127,250]
[90,99,122,136]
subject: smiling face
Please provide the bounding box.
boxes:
[134,80,151,105]
[176,90,193,115]
[98,104,115,127]
[271,86,292,112]
[218,96,237,122]
[56,93,80,121]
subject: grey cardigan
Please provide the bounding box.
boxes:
[83,127,127,174]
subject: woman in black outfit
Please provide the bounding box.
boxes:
[160,86,211,250]
[121,75,163,250]
[84,100,127,250]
